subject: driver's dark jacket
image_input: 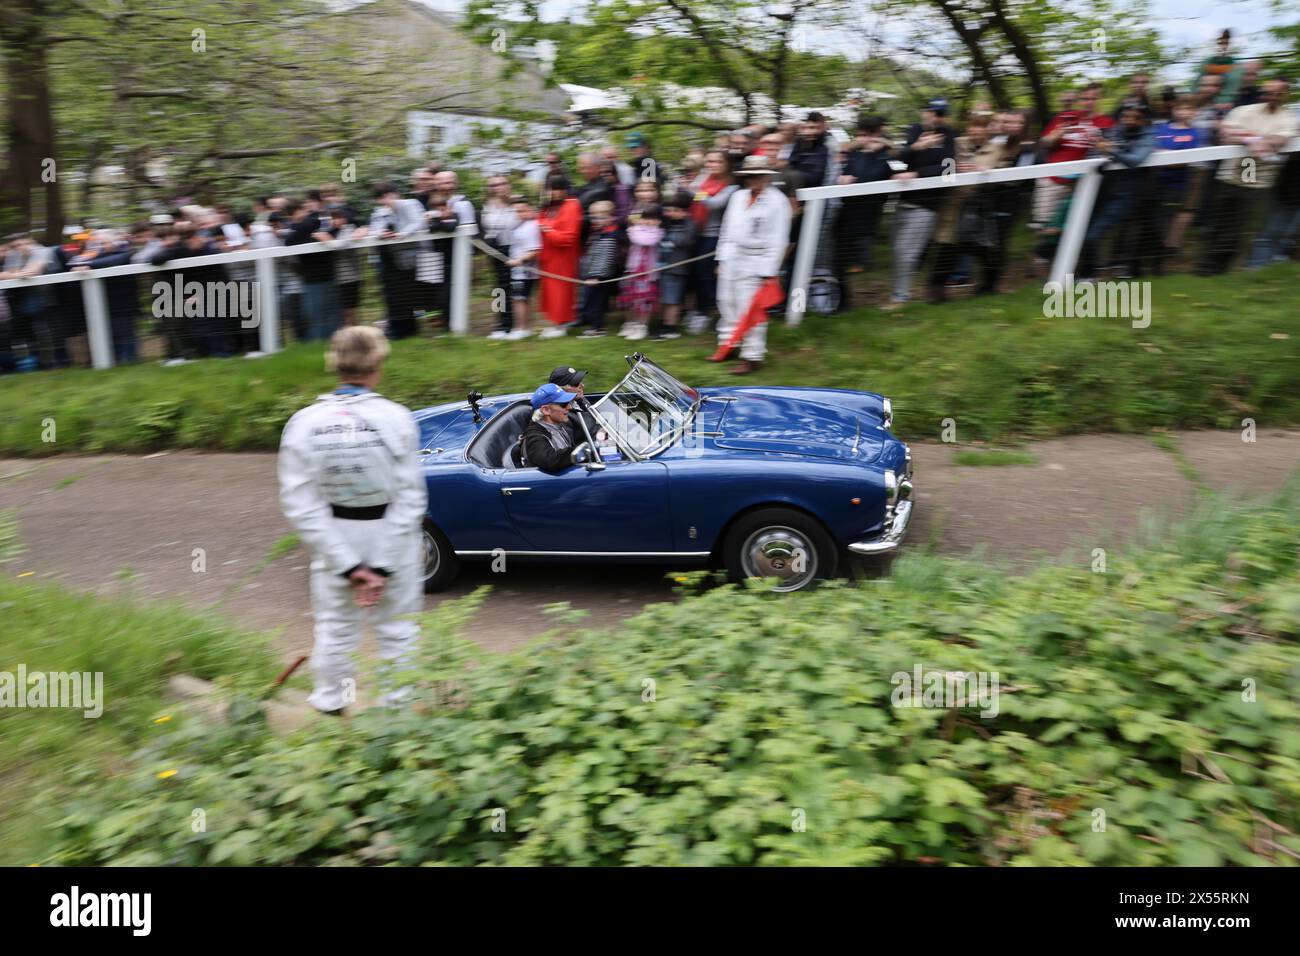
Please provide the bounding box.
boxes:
[519,419,578,474]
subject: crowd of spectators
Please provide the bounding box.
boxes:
[2,36,1297,375]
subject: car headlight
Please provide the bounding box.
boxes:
[881,397,893,431]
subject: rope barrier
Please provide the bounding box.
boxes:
[469,236,717,286]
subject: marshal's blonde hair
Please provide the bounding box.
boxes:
[327,325,390,378]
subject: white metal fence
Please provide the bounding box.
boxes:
[0,225,477,369]
[787,137,1300,325]
[4,136,1299,369]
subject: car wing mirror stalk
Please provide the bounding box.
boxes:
[570,442,605,470]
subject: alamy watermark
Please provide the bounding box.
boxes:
[50,886,150,936]
[151,274,260,328]
[1043,275,1151,329]
[891,665,1000,718]
[0,665,103,718]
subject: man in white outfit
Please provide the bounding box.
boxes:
[714,154,792,375]
[278,326,427,714]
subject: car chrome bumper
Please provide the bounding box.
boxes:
[848,500,914,555]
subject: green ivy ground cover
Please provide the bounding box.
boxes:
[35,487,1300,866]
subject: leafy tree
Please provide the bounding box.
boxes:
[1,0,506,236]
[466,0,869,127]
[861,0,1164,124]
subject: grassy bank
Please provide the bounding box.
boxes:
[33,485,1300,866]
[0,264,1297,455]
[0,523,277,864]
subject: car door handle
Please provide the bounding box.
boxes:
[501,486,532,496]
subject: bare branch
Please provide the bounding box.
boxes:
[214,140,351,159]
[120,88,195,100]
[602,117,733,132]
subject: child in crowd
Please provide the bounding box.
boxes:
[627,180,662,225]
[601,163,632,225]
[619,204,663,341]
[578,200,622,338]
[1033,180,1076,265]
[330,207,363,327]
[673,155,702,197]
[496,195,542,340]
[654,191,697,339]
[1151,95,1207,268]
[416,191,459,332]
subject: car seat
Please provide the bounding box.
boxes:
[471,402,533,469]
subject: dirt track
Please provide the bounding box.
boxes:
[3,428,1298,658]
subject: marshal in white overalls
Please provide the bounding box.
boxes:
[278,389,427,712]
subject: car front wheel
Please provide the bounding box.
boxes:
[422,521,461,593]
[723,507,837,592]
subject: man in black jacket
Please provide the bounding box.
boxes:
[519,383,581,473]
[576,154,614,211]
[150,223,229,358]
[75,230,140,363]
[284,192,338,341]
[887,98,957,308]
[789,112,833,188]
[832,115,893,309]
[625,132,666,187]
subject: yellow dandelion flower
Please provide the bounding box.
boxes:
[157,769,177,780]
[153,715,172,724]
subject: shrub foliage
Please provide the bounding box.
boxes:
[44,498,1300,866]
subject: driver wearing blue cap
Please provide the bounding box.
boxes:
[519,382,581,473]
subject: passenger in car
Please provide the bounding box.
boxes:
[519,383,580,473]
[549,364,587,397]
[549,364,592,443]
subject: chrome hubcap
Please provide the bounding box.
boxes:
[421,529,441,581]
[740,526,817,591]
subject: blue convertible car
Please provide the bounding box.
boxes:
[415,354,913,592]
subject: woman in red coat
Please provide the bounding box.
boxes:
[536,175,583,336]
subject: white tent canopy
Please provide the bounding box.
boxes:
[561,81,899,130]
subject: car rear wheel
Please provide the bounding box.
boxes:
[422,521,460,593]
[723,507,837,592]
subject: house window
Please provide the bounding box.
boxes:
[420,125,446,156]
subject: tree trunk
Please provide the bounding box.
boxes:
[988,0,1050,128]
[932,1,1011,110]
[770,14,795,126]
[662,0,756,127]
[0,1,65,242]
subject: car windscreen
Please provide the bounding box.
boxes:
[590,358,699,457]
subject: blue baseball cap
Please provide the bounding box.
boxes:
[530,382,579,410]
